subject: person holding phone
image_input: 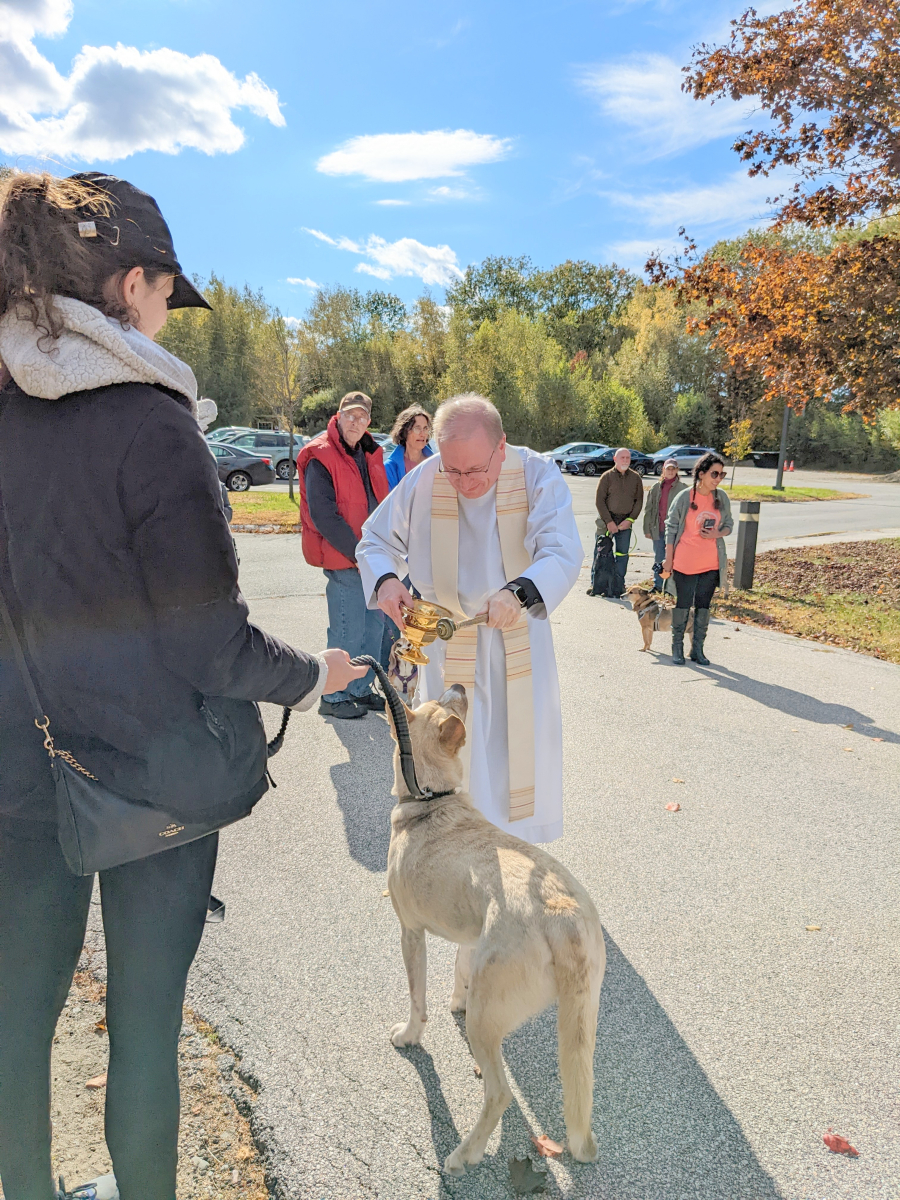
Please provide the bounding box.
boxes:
[661,453,733,666]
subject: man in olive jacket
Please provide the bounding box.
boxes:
[594,447,644,595]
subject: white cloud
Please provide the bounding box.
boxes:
[428,185,474,201]
[303,227,464,287]
[374,198,411,206]
[286,277,320,288]
[579,53,754,158]
[316,129,511,182]
[604,170,779,230]
[283,316,303,329]
[606,238,684,269]
[0,0,284,161]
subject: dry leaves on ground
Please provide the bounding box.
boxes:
[823,1129,859,1156]
[666,802,681,812]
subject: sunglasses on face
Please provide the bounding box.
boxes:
[707,469,725,479]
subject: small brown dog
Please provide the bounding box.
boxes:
[625,585,694,652]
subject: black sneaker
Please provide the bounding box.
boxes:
[354,692,386,712]
[318,698,366,720]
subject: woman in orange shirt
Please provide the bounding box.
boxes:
[661,453,733,665]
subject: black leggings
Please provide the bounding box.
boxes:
[0,828,218,1200]
[673,568,718,611]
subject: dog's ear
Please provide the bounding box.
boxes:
[438,714,466,753]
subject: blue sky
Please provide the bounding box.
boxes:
[0,0,780,318]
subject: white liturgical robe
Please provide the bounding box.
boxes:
[356,446,583,844]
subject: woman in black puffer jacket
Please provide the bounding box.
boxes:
[0,172,365,1200]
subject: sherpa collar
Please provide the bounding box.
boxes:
[0,295,198,413]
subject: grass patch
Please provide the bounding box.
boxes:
[229,490,300,530]
[714,539,900,662]
[722,485,865,503]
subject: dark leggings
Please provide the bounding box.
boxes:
[673,568,718,611]
[0,828,218,1200]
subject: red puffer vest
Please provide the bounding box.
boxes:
[297,415,389,569]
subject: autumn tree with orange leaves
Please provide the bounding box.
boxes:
[650,0,900,422]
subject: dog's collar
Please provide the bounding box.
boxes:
[399,788,458,804]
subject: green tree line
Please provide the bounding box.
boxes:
[157,252,900,472]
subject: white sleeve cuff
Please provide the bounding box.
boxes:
[291,653,328,712]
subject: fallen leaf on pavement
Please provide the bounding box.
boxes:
[823,1129,858,1156]
[531,1135,563,1157]
[666,802,681,812]
[872,737,884,742]
[671,777,684,783]
[94,1018,106,1033]
[843,748,853,752]
[806,925,821,932]
[473,1063,482,1078]
[85,1072,107,1089]
[192,1104,202,1115]
[842,723,854,729]
[509,1157,547,1194]
[382,890,390,897]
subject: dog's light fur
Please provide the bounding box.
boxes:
[625,585,694,652]
[385,686,605,1175]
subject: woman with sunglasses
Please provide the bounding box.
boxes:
[661,453,733,665]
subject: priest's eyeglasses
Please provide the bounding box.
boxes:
[440,447,498,481]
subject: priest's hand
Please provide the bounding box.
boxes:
[482,588,522,631]
[377,577,414,629]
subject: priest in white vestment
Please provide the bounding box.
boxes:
[356,394,583,844]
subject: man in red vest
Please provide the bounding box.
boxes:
[298,391,391,719]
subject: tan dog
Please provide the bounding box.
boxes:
[625,585,694,652]
[385,685,605,1175]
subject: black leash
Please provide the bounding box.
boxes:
[349,654,454,802]
[266,706,291,755]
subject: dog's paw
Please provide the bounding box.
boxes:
[390,1022,423,1047]
[569,1133,599,1163]
[443,1148,468,1176]
[448,992,467,1013]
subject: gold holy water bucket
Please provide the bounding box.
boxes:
[395,599,487,665]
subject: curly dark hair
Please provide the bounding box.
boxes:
[0,171,170,343]
[689,452,726,511]
[390,405,432,447]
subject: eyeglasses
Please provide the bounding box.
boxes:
[707,469,725,479]
[441,446,498,481]
[340,410,369,424]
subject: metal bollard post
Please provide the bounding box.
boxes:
[733,500,760,590]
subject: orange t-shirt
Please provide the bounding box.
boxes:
[673,491,720,574]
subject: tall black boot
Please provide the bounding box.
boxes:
[690,608,711,665]
[670,608,689,665]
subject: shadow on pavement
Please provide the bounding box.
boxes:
[328,716,395,872]
[500,931,782,1200]
[696,663,899,742]
[393,1044,463,1170]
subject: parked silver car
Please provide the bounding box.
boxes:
[222,430,307,480]
[546,442,608,469]
[650,444,718,475]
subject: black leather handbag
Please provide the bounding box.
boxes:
[0,586,291,876]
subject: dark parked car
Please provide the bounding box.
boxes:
[221,430,307,480]
[564,447,654,477]
[750,451,781,468]
[209,443,276,491]
[650,444,718,475]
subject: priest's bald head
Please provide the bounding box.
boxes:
[434,393,508,498]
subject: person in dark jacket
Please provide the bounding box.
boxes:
[0,171,366,1200]
[590,448,644,597]
[383,405,433,489]
[297,392,391,720]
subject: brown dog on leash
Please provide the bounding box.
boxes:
[625,585,694,652]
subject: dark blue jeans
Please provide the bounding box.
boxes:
[323,568,388,702]
[652,536,667,590]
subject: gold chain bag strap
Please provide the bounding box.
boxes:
[0,583,250,876]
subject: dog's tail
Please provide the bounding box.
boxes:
[550,918,604,1161]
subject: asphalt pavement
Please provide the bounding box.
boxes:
[182,532,900,1200]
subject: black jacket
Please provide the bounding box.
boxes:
[0,378,319,834]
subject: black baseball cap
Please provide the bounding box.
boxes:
[67,172,212,311]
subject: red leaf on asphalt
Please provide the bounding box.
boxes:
[666,802,681,812]
[85,1072,107,1089]
[531,1135,563,1157]
[823,1129,858,1156]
